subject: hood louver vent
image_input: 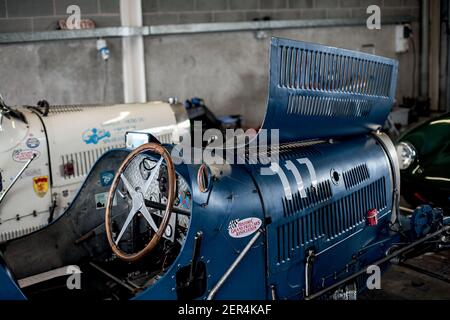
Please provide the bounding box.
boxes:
[287,94,373,118]
[343,164,370,190]
[61,144,124,179]
[276,176,387,264]
[282,180,333,217]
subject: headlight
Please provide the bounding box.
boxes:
[396,142,417,170]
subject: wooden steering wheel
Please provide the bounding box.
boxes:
[105,143,176,262]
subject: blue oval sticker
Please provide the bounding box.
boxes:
[26,137,40,148]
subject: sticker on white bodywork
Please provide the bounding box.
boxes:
[26,137,40,148]
[12,149,40,162]
[228,217,262,238]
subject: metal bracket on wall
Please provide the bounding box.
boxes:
[0,17,413,44]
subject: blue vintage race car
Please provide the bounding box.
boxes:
[0,38,448,301]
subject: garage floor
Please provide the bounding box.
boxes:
[360,250,450,300]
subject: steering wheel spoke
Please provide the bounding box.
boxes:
[114,198,139,244]
[139,204,159,232]
[120,173,136,195]
[143,157,163,192]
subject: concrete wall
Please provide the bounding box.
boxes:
[0,39,123,106]
[0,0,121,32]
[0,0,421,128]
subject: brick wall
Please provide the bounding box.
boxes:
[0,0,420,33]
[146,0,421,23]
[0,0,121,32]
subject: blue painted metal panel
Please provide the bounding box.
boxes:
[246,135,394,299]
[0,258,26,300]
[262,37,399,143]
[135,162,267,300]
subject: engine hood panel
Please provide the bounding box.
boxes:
[261,38,398,143]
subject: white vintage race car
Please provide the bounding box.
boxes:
[0,99,190,242]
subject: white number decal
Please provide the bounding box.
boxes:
[297,158,317,189]
[270,162,293,200]
[285,160,306,198]
[273,158,317,199]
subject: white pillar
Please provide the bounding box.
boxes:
[120,0,146,103]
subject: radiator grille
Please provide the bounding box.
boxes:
[279,46,394,97]
[343,164,370,190]
[276,177,387,264]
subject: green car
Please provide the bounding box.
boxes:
[397,112,450,212]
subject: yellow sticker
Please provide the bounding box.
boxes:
[33,176,49,198]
